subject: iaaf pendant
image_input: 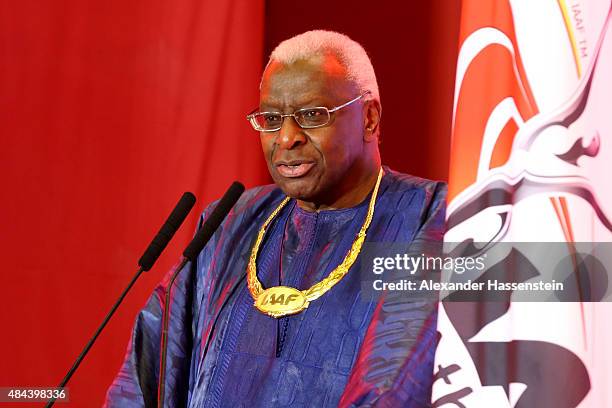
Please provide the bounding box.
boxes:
[254,286,309,318]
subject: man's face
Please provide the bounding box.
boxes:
[259,56,366,206]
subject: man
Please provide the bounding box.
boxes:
[105,30,446,407]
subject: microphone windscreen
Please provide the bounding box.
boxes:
[138,192,196,271]
[183,182,245,261]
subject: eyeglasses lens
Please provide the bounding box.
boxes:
[252,113,282,131]
[295,108,330,128]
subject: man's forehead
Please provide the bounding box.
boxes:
[260,54,353,105]
[263,53,346,81]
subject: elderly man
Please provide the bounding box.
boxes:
[105,30,446,407]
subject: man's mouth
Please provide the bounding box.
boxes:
[275,161,315,178]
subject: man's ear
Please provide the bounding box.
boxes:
[363,99,382,143]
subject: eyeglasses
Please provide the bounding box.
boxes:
[246,91,371,132]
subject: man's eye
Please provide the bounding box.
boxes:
[264,114,281,123]
[303,109,322,117]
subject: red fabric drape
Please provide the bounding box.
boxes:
[1,0,460,405]
[0,1,266,406]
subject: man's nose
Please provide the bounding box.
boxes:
[276,116,306,150]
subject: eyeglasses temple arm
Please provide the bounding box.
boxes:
[328,91,371,113]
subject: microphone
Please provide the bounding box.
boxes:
[183,182,246,261]
[46,192,196,408]
[157,181,245,407]
[139,192,197,270]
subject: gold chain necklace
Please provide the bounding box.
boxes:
[247,168,383,318]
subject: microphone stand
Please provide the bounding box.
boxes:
[156,257,189,407]
[156,181,244,407]
[45,267,145,408]
[45,191,196,407]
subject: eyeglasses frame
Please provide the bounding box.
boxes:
[246,90,371,132]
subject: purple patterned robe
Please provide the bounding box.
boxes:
[105,167,446,407]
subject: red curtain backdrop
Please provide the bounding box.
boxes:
[0,0,458,406]
[0,1,266,406]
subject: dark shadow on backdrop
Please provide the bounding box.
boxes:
[264,0,461,181]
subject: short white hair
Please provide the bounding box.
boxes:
[267,30,380,102]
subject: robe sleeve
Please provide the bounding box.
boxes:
[340,181,447,408]
[104,209,211,408]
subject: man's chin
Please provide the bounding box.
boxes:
[275,178,317,201]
